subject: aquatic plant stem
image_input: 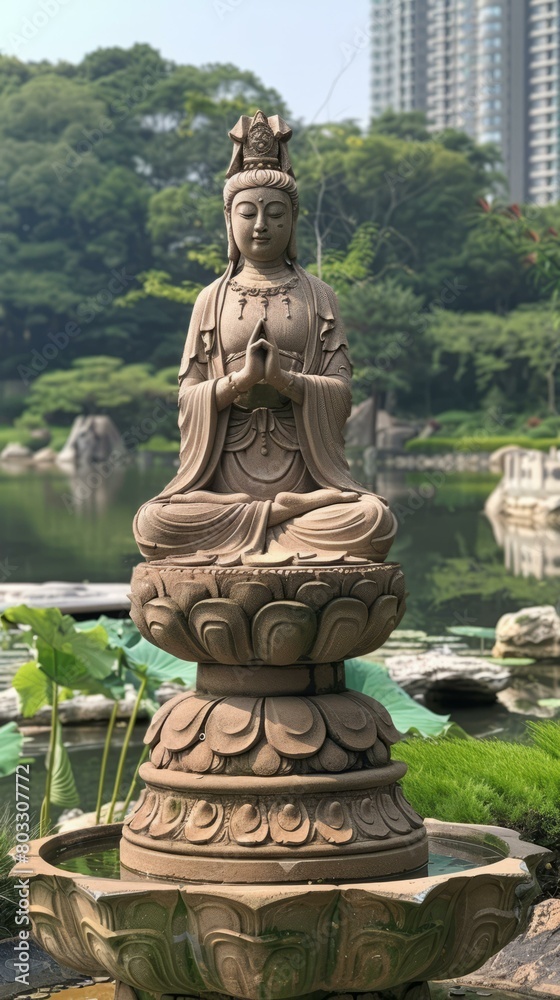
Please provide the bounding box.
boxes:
[95,699,120,824]
[40,666,59,837]
[121,744,149,818]
[106,676,147,824]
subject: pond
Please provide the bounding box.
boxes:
[2,456,560,633]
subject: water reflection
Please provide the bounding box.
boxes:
[485,510,560,580]
[1,458,560,633]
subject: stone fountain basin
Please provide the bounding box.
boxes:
[13,819,547,1000]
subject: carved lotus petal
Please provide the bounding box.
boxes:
[176,740,215,773]
[366,741,390,767]
[159,694,216,752]
[354,793,392,839]
[248,740,283,776]
[189,599,252,664]
[135,575,159,603]
[141,597,207,662]
[264,696,326,758]
[390,569,406,602]
[317,737,350,772]
[226,581,273,616]
[294,581,334,610]
[349,594,400,656]
[269,801,310,844]
[315,798,353,844]
[149,796,186,839]
[127,790,158,833]
[204,697,263,755]
[171,582,211,616]
[252,601,316,665]
[313,693,377,750]
[393,785,424,829]
[350,579,379,607]
[345,691,400,746]
[184,799,223,843]
[341,571,366,596]
[150,743,172,768]
[379,791,413,835]
[144,690,195,748]
[311,598,368,661]
[230,801,269,844]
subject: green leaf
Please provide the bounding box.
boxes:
[125,639,195,689]
[12,661,53,717]
[0,722,24,777]
[493,657,536,666]
[48,729,80,809]
[446,626,496,640]
[345,658,452,738]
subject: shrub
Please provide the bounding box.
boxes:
[405,435,560,454]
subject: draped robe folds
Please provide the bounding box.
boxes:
[134,265,397,566]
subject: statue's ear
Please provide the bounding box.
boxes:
[224,206,240,264]
[287,208,298,261]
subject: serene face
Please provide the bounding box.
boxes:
[230,187,292,262]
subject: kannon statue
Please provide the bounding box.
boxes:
[134,111,396,567]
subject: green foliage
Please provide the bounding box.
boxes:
[399,724,560,850]
[20,356,177,430]
[0,722,24,778]
[405,435,560,453]
[346,659,452,737]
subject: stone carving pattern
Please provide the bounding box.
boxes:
[124,781,424,851]
[129,564,406,664]
[28,867,537,1000]
[144,688,401,777]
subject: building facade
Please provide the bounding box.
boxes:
[370,0,559,204]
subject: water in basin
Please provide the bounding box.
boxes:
[52,835,504,882]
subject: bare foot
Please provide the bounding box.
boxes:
[270,489,359,526]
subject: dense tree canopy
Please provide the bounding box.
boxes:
[1,44,559,434]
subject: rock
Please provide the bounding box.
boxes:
[0,680,191,726]
[32,446,57,464]
[344,401,419,450]
[493,605,560,660]
[0,580,130,614]
[57,414,125,465]
[385,650,511,704]
[0,442,32,461]
[57,802,132,833]
[458,898,560,997]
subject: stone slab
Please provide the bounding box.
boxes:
[0,583,130,616]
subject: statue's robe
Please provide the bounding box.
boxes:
[134,265,396,565]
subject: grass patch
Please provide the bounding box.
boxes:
[399,721,560,850]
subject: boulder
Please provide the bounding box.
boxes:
[459,897,560,997]
[493,604,560,660]
[385,650,511,704]
[0,442,32,461]
[57,414,125,465]
[344,401,419,450]
[32,446,57,464]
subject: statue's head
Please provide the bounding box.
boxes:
[224,111,298,267]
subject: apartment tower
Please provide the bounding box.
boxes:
[370,0,559,204]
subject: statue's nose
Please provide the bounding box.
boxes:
[254,219,267,233]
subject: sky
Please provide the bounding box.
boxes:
[0,0,372,126]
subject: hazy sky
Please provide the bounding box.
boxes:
[0,0,372,125]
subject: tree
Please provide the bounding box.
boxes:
[339,278,426,446]
[20,356,178,435]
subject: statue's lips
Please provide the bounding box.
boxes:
[252,236,271,243]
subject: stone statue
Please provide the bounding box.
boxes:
[125,112,427,886]
[134,111,396,567]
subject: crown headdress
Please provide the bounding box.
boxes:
[226,110,294,178]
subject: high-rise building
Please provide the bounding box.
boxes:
[370,0,560,204]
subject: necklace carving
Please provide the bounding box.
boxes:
[229,275,299,320]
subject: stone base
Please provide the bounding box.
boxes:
[116,982,431,1000]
